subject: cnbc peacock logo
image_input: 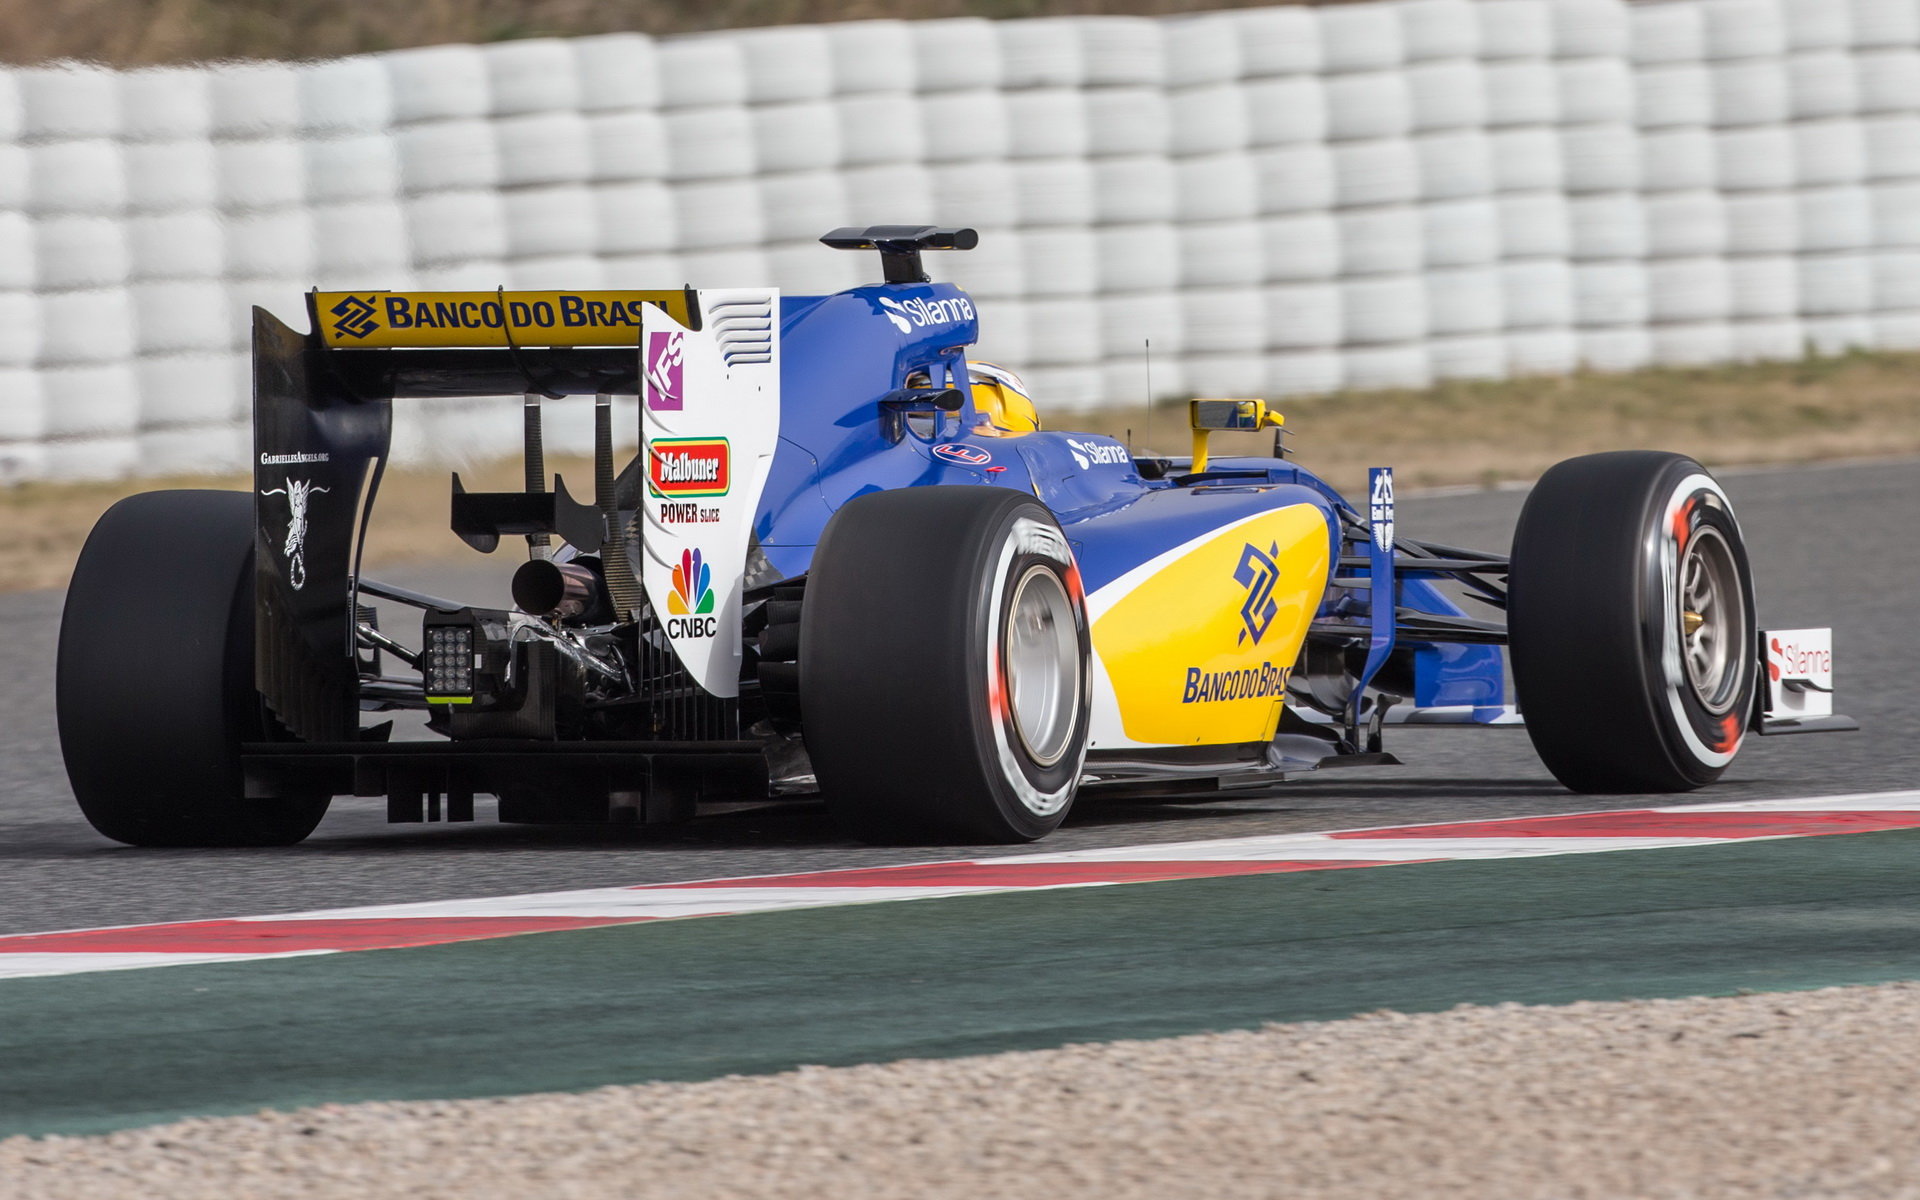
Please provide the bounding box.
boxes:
[666,547,718,639]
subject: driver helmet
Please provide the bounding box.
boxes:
[967,360,1041,434]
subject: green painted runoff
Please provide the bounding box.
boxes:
[6,827,1920,1138]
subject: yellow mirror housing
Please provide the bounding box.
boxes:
[1189,399,1283,474]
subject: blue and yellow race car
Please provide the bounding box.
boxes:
[55,226,1852,846]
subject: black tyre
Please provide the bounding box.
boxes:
[56,490,330,846]
[1508,451,1755,793]
[801,486,1090,843]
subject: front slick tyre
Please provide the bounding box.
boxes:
[56,490,329,846]
[1508,451,1756,793]
[801,486,1090,844]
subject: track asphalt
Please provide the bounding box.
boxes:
[4,823,1920,1138]
[0,457,1912,937]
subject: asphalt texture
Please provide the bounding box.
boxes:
[6,827,1920,1137]
[1,457,1912,936]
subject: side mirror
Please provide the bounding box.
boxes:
[1189,399,1283,474]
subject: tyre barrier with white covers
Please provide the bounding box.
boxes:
[1,0,1918,481]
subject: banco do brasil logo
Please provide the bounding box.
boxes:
[1234,541,1281,645]
[329,295,380,341]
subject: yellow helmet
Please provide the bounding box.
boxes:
[967,360,1041,434]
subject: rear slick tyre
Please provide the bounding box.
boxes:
[56,490,330,846]
[1508,451,1756,793]
[800,486,1090,844]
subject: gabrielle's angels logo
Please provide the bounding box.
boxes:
[260,477,330,590]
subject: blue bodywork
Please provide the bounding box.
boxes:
[753,280,1504,711]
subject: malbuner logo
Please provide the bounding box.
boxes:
[260,477,329,591]
[1234,541,1282,646]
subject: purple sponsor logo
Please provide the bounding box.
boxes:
[646,330,685,411]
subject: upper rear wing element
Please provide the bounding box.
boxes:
[309,289,699,350]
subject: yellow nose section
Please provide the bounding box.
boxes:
[1090,503,1331,746]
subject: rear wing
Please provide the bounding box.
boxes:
[251,288,715,741]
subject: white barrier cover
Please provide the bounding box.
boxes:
[1177,153,1260,222]
[664,106,755,181]
[1702,0,1789,61]
[1789,52,1860,119]
[917,90,1008,162]
[1093,156,1177,224]
[1646,190,1729,257]
[1339,204,1426,276]
[1641,126,1718,193]
[1171,85,1251,157]
[1316,4,1404,74]
[1558,59,1635,126]
[913,19,1003,92]
[588,110,669,181]
[397,118,501,193]
[1399,0,1479,62]
[1502,259,1575,328]
[1635,62,1714,130]
[1415,129,1495,200]
[1632,3,1706,65]
[828,21,918,95]
[1855,48,1920,112]
[1490,126,1565,192]
[1000,18,1086,90]
[1244,76,1329,147]
[121,69,213,142]
[572,34,661,111]
[1006,90,1088,159]
[1423,197,1502,266]
[1261,212,1342,281]
[1164,14,1241,88]
[1323,71,1413,142]
[19,66,120,140]
[483,40,580,115]
[1477,1,1554,60]
[384,45,490,123]
[1097,223,1181,293]
[1085,88,1170,157]
[658,37,749,109]
[1483,60,1561,127]
[928,160,1020,230]
[1647,256,1732,322]
[1233,7,1322,77]
[36,216,130,291]
[1180,220,1265,287]
[1406,60,1488,132]
[736,26,835,103]
[1795,119,1869,186]
[1332,138,1421,208]
[123,140,217,214]
[1727,254,1800,316]
[6,0,1920,473]
[1014,159,1096,228]
[496,111,593,187]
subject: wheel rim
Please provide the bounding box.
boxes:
[1678,524,1746,714]
[1003,565,1080,767]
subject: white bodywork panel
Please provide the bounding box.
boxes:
[639,289,780,698]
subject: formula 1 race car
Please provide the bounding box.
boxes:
[55,226,1856,846]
